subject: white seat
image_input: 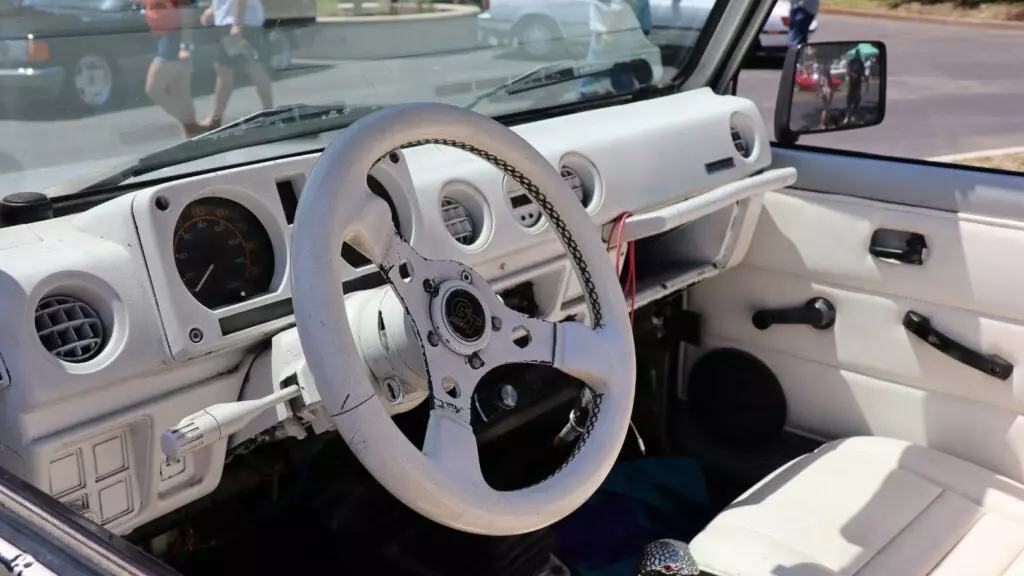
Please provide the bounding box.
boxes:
[689,436,1024,576]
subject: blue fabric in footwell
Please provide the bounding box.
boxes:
[553,457,713,576]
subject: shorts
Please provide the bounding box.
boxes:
[154,29,183,62]
[215,26,270,69]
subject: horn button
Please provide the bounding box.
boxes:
[430,279,492,356]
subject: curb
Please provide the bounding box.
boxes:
[822,6,1024,30]
[930,146,1024,163]
[317,3,478,23]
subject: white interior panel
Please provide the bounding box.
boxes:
[690,183,1024,482]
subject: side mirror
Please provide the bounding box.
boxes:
[774,41,886,145]
[637,539,701,575]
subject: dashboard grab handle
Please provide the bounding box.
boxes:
[608,167,798,243]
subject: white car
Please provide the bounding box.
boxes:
[478,0,818,59]
[755,0,819,56]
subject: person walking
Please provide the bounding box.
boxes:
[141,0,203,137]
[788,0,818,48]
[578,0,654,97]
[844,48,866,124]
[815,57,834,129]
[199,0,274,130]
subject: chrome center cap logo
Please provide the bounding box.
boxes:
[430,279,493,356]
[444,288,486,342]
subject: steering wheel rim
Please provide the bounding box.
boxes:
[290,102,636,535]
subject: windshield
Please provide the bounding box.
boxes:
[0,0,728,193]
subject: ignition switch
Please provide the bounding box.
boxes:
[498,384,518,410]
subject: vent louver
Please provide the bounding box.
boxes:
[731,124,752,158]
[35,296,105,363]
[441,196,476,245]
[560,167,586,205]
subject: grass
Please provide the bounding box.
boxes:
[317,0,339,16]
[822,0,1024,21]
[956,153,1024,171]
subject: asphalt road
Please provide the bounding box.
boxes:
[738,14,1024,159]
[788,82,882,133]
[3,13,1023,191]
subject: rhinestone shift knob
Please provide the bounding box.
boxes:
[636,539,700,575]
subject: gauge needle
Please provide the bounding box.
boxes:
[194,265,214,293]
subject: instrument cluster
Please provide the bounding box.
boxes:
[172,197,276,310]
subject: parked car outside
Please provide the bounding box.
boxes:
[0,0,316,114]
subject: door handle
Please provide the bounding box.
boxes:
[869,229,927,265]
[903,311,1013,381]
[752,297,836,331]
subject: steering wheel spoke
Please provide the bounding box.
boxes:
[422,345,482,422]
[477,300,616,393]
[423,407,485,488]
[552,320,619,393]
[344,186,403,265]
[476,301,554,364]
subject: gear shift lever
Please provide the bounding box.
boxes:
[636,539,700,575]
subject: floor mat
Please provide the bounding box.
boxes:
[553,457,713,576]
[670,401,822,509]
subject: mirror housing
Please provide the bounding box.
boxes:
[774,41,887,145]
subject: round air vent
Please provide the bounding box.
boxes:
[730,124,751,158]
[35,296,105,363]
[729,113,758,160]
[558,153,602,212]
[560,166,586,205]
[441,196,477,246]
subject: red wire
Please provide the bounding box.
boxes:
[606,213,637,325]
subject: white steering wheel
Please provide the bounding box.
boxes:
[290,102,636,535]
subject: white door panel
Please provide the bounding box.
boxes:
[694,264,1024,410]
[687,148,1024,482]
[743,189,1024,324]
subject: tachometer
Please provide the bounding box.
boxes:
[173,197,275,309]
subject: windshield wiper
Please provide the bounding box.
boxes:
[194,103,353,140]
[463,58,654,111]
[44,103,381,198]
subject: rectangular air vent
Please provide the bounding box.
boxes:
[704,157,735,175]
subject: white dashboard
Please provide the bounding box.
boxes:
[0,87,781,535]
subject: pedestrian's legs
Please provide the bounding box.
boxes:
[204,62,235,129]
[147,58,202,137]
[788,7,813,47]
[243,59,274,110]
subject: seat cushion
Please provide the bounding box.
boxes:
[689,436,1024,576]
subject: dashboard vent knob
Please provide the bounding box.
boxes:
[34,296,105,363]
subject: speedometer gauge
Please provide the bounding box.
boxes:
[172,197,275,310]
